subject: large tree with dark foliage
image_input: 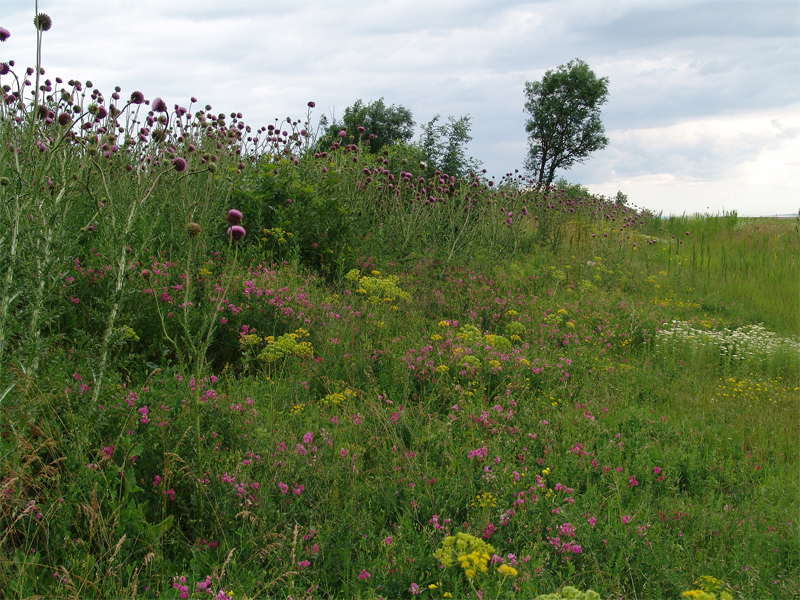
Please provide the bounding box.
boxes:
[330,98,415,154]
[523,59,609,187]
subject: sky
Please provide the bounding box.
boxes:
[2,0,799,216]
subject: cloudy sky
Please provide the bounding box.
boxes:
[3,0,798,216]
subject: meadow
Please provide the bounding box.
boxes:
[1,41,799,600]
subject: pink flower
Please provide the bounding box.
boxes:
[293,484,305,496]
[628,475,639,488]
[621,515,632,524]
[358,569,370,580]
[410,582,420,595]
[384,536,393,545]
[303,431,314,444]
[653,466,662,475]
[278,482,288,495]
[340,448,348,458]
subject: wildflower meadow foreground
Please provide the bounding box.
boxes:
[1,13,799,600]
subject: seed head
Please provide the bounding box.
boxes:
[172,157,187,172]
[0,28,10,42]
[227,225,246,241]
[130,91,144,104]
[152,97,167,113]
[186,222,201,237]
[33,13,52,31]
[226,209,243,225]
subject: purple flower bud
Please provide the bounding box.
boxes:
[307,101,315,108]
[96,106,107,119]
[152,97,167,113]
[190,96,197,103]
[237,162,245,170]
[130,91,144,104]
[172,157,187,172]
[286,198,292,204]
[227,225,246,241]
[0,63,9,75]
[338,130,346,138]
[358,126,365,133]
[0,28,9,42]
[26,67,34,76]
[226,209,243,225]
[187,144,195,152]
[57,112,71,126]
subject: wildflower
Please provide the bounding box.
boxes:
[622,515,632,524]
[410,582,420,595]
[227,226,246,241]
[338,130,347,137]
[278,482,288,495]
[358,569,370,580]
[308,101,316,108]
[303,431,314,444]
[226,209,243,225]
[172,157,187,172]
[384,536,393,545]
[152,97,168,113]
[0,28,10,42]
[33,13,52,31]
[130,91,145,104]
[497,564,518,577]
[653,467,662,475]
[628,475,639,488]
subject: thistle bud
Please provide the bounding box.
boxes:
[33,13,52,32]
[186,222,202,237]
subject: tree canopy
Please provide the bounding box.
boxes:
[320,98,415,155]
[523,59,609,187]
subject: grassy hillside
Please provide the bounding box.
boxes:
[0,62,798,600]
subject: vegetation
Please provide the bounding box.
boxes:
[524,59,609,187]
[1,14,798,600]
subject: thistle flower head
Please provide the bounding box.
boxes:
[186,222,201,237]
[226,209,242,225]
[152,97,168,113]
[57,112,71,126]
[227,225,246,241]
[0,28,10,42]
[338,130,346,138]
[33,13,52,31]
[307,101,315,108]
[130,91,145,104]
[172,157,187,172]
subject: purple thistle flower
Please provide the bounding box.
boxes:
[57,112,71,126]
[226,209,242,225]
[190,96,197,103]
[33,14,52,32]
[237,162,245,170]
[172,157,187,172]
[338,130,346,137]
[130,91,144,104]
[0,63,10,75]
[227,225,246,241]
[95,106,107,119]
[307,101,315,108]
[357,126,365,133]
[0,28,10,42]
[152,97,167,113]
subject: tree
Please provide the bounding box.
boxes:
[419,114,482,178]
[523,59,609,188]
[320,98,415,154]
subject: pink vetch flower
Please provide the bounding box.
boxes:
[226,209,243,225]
[227,225,246,241]
[293,484,305,496]
[628,475,639,488]
[384,536,393,545]
[339,448,348,458]
[303,431,314,444]
[653,466,662,475]
[410,582,421,595]
[358,569,370,580]
[278,482,288,495]
[621,515,632,524]
[586,515,597,527]
[172,157,187,172]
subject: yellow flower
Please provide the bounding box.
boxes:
[497,564,518,577]
[429,584,438,590]
[436,365,449,373]
[444,593,453,598]
[438,320,450,327]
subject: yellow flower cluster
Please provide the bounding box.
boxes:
[258,328,314,363]
[680,576,733,600]
[345,269,411,305]
[434,533,495,581]
[471,492,497,508]
[319,388,357,406]
[483,334,512,351]
[496,564,518,578]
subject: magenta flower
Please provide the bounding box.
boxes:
[628,475,639,488]
[303,431,313,444]
[226,209,242,225]
[384,536,393,545]
[410,583,420,595]
[278,482,288,495]
[621,515,632,524]
[653,467,662,475]
[0,27,10,42]
[358,126,365,133]
[152,97,168,113]
[130,91,145,104]
[57,112,71,126]
[0,63,9,75]
[227,226,246,241]
[338,130,347,137]
[307,101,315,108]
[172,157,187,172]
[358,569,370,580]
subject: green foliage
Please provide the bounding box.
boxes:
[321,97,416,155]
[524,59,610,187]
[420,113,482,178]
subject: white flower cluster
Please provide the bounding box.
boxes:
[655,320,800,361]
